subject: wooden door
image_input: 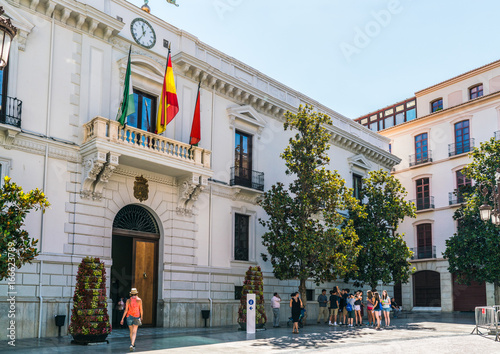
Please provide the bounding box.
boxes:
[413,271,441,307]
[453,273,486,311]
[133,239,157,326]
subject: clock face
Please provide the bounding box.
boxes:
[130,18,156,49]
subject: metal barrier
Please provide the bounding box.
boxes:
[471,306,500,341]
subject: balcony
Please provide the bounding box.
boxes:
[410,245,436,260]
[410,196,435,211]
[448,139,474,157]
[409,151,433,167]
[0,95,22,128]
[448,190,465,205]
[230,166,264,191]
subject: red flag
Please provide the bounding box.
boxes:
[189,83,201,146]
[156,51,179,134]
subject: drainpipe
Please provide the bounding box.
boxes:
[207,80,216,327]
[37,261,44,338]
[38,13,55,339]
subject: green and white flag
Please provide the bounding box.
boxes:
[117,47,135,126]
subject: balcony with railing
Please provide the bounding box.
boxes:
[410,196,435,211]
[230,166,264,191]
[409,150,433,167]
[410,245,436,260]
[0,95,22,128]
[449,190,465,205]
[82,116,211,176]
[448,138,474,157]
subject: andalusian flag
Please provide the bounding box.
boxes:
[156,50,179,134]
[117,47,135,126]
[189,82,201,146]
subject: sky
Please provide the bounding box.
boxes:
[128,0,500,119]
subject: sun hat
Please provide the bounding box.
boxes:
[130,288,139,295]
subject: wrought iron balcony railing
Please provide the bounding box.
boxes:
[0,95,22,128]
[410,196,435,211]
[410,245,436,260]
[448,190,465,205]
[448,139,474,157]
[409,150,433,167]
[230,166,264,191]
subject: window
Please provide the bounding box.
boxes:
[235,286,243,300]
[456,169,472,203]
[469,84,483,100]
[415,133,428,164]
[369,122,378,132]
[406,108,416,121]
[353,174,362,200]
[431,99,443,113]
[0,158,11,187]
[128,89,157,132]
[384,116,394,129]
[306,289,314,301]
[234,131,253,187]
[416,178,430,210]
[416,224,433,259]
[454,120,470,155]
[234,213,249,261]
[395,112,405,125]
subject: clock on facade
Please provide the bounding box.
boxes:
[130,18,156,49]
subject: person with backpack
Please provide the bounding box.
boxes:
[346,293,356,327]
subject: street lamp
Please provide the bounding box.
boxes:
[479,169,500,225]
[0,6,17,69]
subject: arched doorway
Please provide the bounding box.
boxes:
[111,205,159,327]
[413,270,441,307]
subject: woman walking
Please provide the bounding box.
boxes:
[372,292,382,330]
[366,290,374,327]
[289,292,303,334]
[381,290,392,327]
[120,288,143,351]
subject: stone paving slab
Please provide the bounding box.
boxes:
[1,313,498,353]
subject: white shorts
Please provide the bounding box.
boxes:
[354,305,361,311]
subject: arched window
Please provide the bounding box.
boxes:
[413,270,441,307]
[113,204,159,234]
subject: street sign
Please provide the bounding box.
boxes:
[247,294,256,334]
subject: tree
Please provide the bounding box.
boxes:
[346,170,416,290]
[259,105,363,309]
[443,137,500,304]
[0,176,50,281]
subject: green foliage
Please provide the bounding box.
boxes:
[259,105,363,302]
[0,176,50,281]
[237,266,267,325]
[444,138,500,288]
[346,170,416,289]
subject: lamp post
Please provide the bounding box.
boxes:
[479,169,500,225]
[0,6,17,69]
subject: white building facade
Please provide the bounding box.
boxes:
[0,0,399,338]
[370,61,500,312]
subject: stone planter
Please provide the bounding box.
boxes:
[71,333,109,345]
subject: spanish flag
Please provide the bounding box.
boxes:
[189,82,201,146]
[156,51,179,134]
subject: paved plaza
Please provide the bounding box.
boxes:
[1,312,499,353]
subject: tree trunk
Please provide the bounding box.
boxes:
[495,281,500,306]
[299,278,307,326]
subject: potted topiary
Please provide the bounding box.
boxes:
[237,266,267,330]
[69,256,111,344]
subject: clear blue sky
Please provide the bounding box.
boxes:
[129,0,500,119]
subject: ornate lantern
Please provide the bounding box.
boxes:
[479,169,500,225]
[0,6,17,69]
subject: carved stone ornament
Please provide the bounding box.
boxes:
[134,175,149,202]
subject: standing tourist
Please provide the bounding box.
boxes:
[366,290,374,327]
[381,290,392,327]
[120,288,143,352]
[317,289,329,324]
[290,292,303,334]
[354,291,363,326]
[271,292,282,328]
[329,287,340,326]
[372,291,382,330]
[346,293,356,327]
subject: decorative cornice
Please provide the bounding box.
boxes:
[114,166,176,186]
[207,182,262,204]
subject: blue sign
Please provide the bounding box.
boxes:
[249,299,254,305]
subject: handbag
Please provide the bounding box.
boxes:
[133,318,142,326]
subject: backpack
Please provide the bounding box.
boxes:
[346,303,352,312]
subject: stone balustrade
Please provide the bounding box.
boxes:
[83,116,211,169]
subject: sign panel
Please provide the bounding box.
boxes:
[246,294,256,334]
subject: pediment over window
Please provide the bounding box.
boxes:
[117,54,165,85]
[227,105,266,136]
[348,154,372,171]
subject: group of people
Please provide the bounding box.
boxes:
[319,287,400,330]
[272,288,401,334]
